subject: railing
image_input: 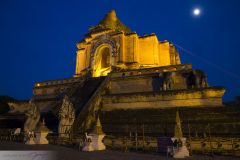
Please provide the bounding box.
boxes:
[104,135,158,152]
[47,132,85,150]
[34,76,85,88]
[1,128,240,157]
[187,137,240,156]
[66,76,87,97]
[75,76,110,132]
[104,135,240,156]
[0,129,24,143]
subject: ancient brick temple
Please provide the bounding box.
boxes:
[31,10,226,133]
[6,10,235,137]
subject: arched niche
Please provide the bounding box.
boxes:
[92,44,112,77]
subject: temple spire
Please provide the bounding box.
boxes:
[90,116,104,135]
[107,10,117,22]
[174,110,183,138]
[89,10,131,34]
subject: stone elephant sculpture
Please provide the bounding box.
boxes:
[187,69,208,89]
[161,72,175,91]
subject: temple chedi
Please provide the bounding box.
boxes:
[5,10,230,137]
[75,10,181,77]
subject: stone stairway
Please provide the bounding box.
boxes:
[40,76,107,132]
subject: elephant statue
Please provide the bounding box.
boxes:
[187,70,208,89]
[162,72,175,91]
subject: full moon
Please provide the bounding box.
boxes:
[193,8,201,16]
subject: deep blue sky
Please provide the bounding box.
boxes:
[0,0,240,101]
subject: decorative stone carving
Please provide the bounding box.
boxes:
[187,70,208,89]
[163,72,174,91]
[24,99,40,133]
[172,111,189,158]
[58,95,75,138]
[25,131,35,145]
[89,116,106,151]
[89,34,120,77]
[11,128,21,135]
[82,132,94,151]
[174,110,183,138]
[7,102,29,113]
[34,119,50,144]
[82,116,106,151]
[90,34,119,57]
[158,73,165,91]
[171,137,189,158]
[196,70,208,88]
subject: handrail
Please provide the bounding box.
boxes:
[75,75,110,131]
[48,76,87,116]
[66,76,86,97]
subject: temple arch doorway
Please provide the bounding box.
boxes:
[93,45,112,77]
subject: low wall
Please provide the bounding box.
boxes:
[103,135,240,156]
[102,88,225,110]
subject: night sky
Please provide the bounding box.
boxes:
[0,0,240,101]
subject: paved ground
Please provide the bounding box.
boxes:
[0,142,239,160]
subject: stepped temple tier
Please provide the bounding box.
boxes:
[30,10,226,133]
[4,10,235,141]
[33,10,225,111]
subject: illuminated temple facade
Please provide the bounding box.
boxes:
[29,10,226,132]
[75,11,180,77]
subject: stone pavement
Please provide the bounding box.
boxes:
[0,142,239,160]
